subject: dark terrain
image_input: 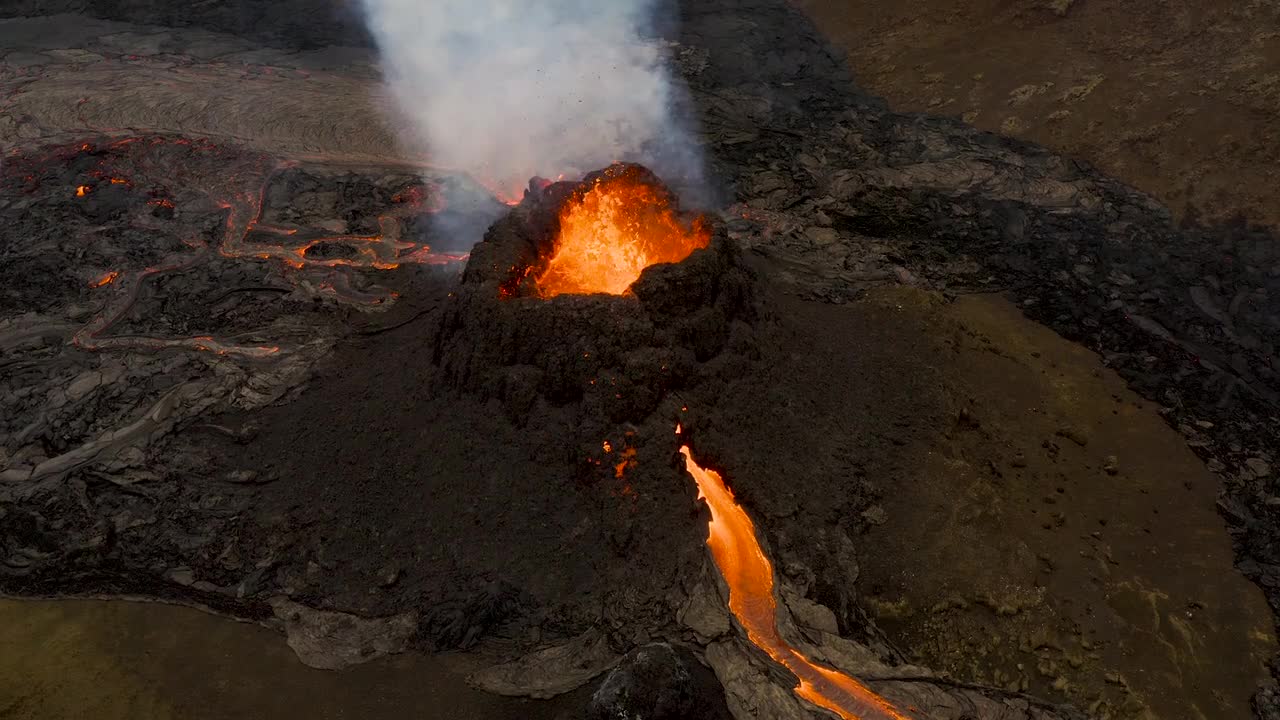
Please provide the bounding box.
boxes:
[1,1,1278,719]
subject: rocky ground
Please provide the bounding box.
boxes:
[793,0,1280,228]
[1,2,1278,719]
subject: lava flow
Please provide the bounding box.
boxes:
[536,165,709,296]
[68,139,470,358]
[88,270,119,288]
[679,438,916,720]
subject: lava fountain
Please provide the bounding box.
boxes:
[462,162,716,301]
[439,162,754,433]
[679,436,916,720]
[537,164,710,296]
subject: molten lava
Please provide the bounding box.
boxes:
[89,270,119,288]
[536,166,709,297]
[679,441,915,720]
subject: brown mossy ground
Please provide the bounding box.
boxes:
[793,0,1280,228]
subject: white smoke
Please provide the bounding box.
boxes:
[358,0,704,201]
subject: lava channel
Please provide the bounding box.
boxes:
[679,440,917,720]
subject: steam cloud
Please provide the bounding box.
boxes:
[358,0,704,202]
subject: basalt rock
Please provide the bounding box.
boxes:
[587,642,733,720]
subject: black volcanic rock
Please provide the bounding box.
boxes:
[587,643,732,720]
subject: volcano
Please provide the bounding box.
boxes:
[439,163,754,422]
[4,4,1280,720]
[487,163,712,298]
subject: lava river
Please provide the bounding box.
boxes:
[679,441,916,720]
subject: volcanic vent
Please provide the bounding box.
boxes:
[436,171,920,719]
[419,163,767,699]
[435,163,757,427]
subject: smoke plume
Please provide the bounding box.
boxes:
[358,0,704,204]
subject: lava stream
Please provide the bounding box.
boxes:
[679,443,916,720]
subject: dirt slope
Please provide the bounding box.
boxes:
[793,0,1280,227]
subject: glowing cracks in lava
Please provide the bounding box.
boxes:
[74,179,128,198]
[89,270,119,288]
[55,136,470,363]
[190,336,280,358]
[226,181,467,274]
[613,446,637,480]
[600,433,639,498]
[678,434,916,720]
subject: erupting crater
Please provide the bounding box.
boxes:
[437,163,756,427]
[535,164,711,297]
[462,163,715,300]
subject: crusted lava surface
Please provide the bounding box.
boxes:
[0,134,482,610]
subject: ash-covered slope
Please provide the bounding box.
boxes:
[677,3,1280,710]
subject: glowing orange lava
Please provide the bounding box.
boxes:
[51,136,473,360]
[536,167,709,297]
[679,440,916,720]
[89,270,119,288]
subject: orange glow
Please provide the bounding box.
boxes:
[679,442,914,720]
[190,336,280,357]
[62,142,467,360]
[89,270,119,288]
[614,446,637,479]
[536,167,709,297]
[223,187,466,276]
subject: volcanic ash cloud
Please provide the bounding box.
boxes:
[358,0,703,200]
